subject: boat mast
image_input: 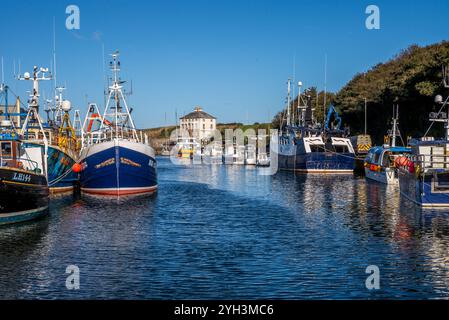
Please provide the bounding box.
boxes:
[286,79,291,127]
[18,66,52,178]
[391,105,398,147]
[297,81,303,126]
[101,51,138,141]
[323,54,327,124]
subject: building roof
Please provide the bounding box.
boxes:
[180,106,216,120]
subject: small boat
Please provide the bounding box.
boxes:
[176,137,200,159]
[193,147,203,164]
[364,105,411,184]
[397,86,449,207]
[257,153,270,167]
[79,51,157,196]
[233,145,245,165]
[245,143,257,165]
[160,113,171,156]
[160,145,170,157]
[0,92,49,225]
[204,141,223,164]
[223,141,234,165]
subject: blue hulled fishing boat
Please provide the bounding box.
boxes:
[79,51,157,196]
[398,69,449,207]
[276,79,355,173]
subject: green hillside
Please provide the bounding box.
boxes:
[335,41,449,143]
[272,41,449,144]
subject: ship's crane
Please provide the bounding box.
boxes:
[324,104,342,131]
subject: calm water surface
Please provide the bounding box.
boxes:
[1,157,449,299]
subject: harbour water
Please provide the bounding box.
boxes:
[1,157,449,299]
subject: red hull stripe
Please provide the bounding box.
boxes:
[81,186,158,196]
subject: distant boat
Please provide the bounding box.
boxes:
[364,105,411,184]
[256,134,270,167]
[245,138,257,165]
[223,141,234,164]
[275,79,355,173]
[0,85,49,225]
[233,145,245,165]
[257,153,270,167]
[193,147,203,164]
[160,144,170,156]
[79,51,157,196]
[204,141,222,164]
[176,137,199,159]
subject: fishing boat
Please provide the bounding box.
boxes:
[364,105,411,184]
[18,67,78,193]
[223,141,234,164]
[256,134,270,167]
[160,143,170,156]
[276,79,355,173]
[0,85,49,225]
[257,153,270,167]
[234,144,245,165]
[160,113,171,156]
[193,147,203,164]
[397,75,449,207]
[245,146,257,165]
[79,51,157,196]
[204,140,223,164]
[176,136,200,159]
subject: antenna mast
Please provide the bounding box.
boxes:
[286,79,291,127]
[323,54,327,123]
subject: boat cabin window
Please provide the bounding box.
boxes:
[372,152,381,164]
[310,145,323,152]
[334,145,349,153]
[382,152,392,167]
[1,142,12,159]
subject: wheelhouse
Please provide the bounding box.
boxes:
[365,146,411,167]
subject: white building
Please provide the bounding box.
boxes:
[180,106,217,141]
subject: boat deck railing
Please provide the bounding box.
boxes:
[0,156,41,173]
[413,154,449,173]
[82,128,141,147]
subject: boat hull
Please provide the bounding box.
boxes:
[398,169,449,207]
[278,152,355,173]
[365,167,398,184]
[0,167,49,225]
[26,143,78,193]
[79,139,157,196]
[47,146,78,193]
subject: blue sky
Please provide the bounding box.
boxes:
[1,0,449,128]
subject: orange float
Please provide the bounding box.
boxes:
[72,163,82,173]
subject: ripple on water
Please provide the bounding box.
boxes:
[0,157,449,299]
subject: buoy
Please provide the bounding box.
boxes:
[395,156,409,167]
[408,162,415,173]
[72,163,82,173]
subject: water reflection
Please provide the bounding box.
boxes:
[0,157,448,299]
